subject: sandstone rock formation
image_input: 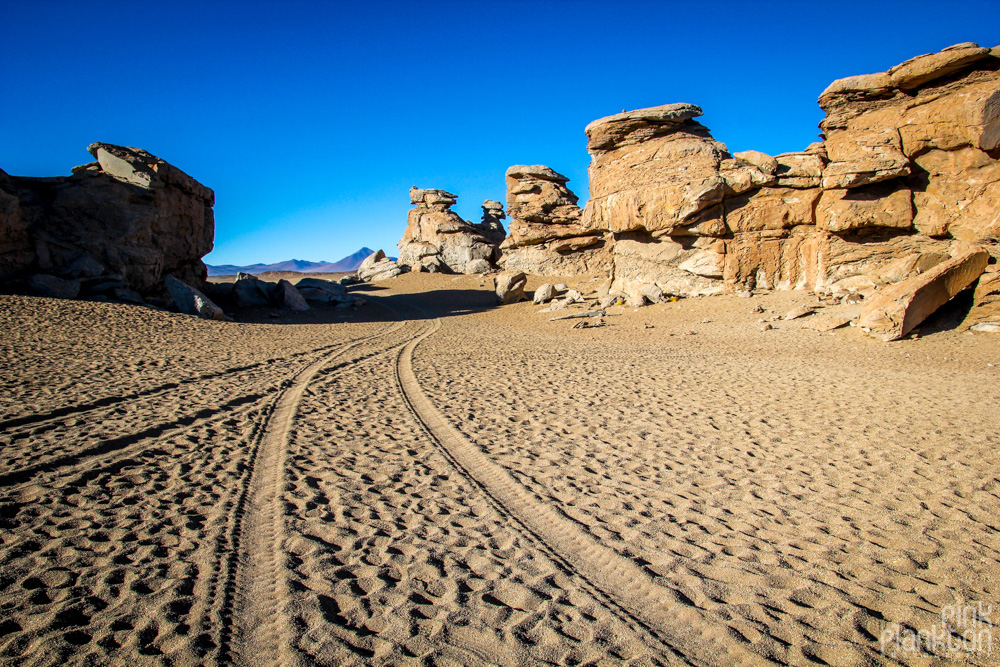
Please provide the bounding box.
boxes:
[963,267,1000,330]
[857,247,989,340]
[358,249,403,282]
[397,188,498,274]
[499,165,610,276]
[565,43,1000,301]
[7,143,215,293]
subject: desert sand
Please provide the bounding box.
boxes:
[1,272,998,666]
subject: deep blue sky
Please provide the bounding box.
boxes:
[2,1,998,265]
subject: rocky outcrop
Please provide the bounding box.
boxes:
[397,188,498,274]
[499,165,610,276]
[857,247,989,340]
[963,267,1000,330]
[8,143,215,294]
[561,43,1000,300]
[477,200,507,246]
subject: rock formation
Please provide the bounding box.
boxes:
[563,43,1000,300]
[7,143,215,294]
[358,249,403,282]
[397,187,498,274]
[499,165,610,276]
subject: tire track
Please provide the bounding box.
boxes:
[227,319,423,667]
[0,323,409,488]
[395,317,769,667]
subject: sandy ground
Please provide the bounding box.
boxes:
[0,272,998,666]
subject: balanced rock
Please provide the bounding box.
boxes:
[494,271,527,305]
[397,188,497,274]
[857,247,989,340]
[476,200,507,246]
[499,165,609,276]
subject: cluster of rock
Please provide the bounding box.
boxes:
[203,273,363,314]
[481,42,1000,337]
[498,165,610,276]
[575,43,1000,312]
[396,187,501,274]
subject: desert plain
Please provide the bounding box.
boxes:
[0,271,998,666]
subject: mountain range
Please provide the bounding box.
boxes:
[206,247,377,276]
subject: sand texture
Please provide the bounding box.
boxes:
[1,273,998,666]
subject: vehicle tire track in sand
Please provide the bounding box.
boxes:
[395,317,769,667]
[227,320,419,667]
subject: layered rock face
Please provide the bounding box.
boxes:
[397,187,498,274]
[575,44,1000,298]
[0,167,32,279]
[498,165,610,276]
[5,143,215,293]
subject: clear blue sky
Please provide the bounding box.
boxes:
[2,1,997,265]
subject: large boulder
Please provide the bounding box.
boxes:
[277,279,309,311]
[7,143,215,293]
[857,247,989,340]
[494,271,527,305]
[962,267,1000,330]
[233,272,270,307]
[499,165,610,276]
[397,188,497,274]
[27,273,80,300]
[165,275,227,321]
[358,249,403,282]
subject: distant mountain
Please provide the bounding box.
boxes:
[207,247,377,276]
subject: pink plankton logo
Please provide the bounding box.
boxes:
[880,601,993,658]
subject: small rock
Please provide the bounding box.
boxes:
[761,323,773,331]
[737,290,753,298]
[970,322,1000,333]
[751,304,764,314]
[554,283,568,291]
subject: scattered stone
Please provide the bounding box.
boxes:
[761,323,773,331]
[164,275,227,321]
[571,319,605,329]
[554,283,568,291]
[600,294,625,308]
[970,322,1000,333]
[751,304,764,313]
[495,271,527,304]
[27,274,80,299]
[858,248,990,341]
